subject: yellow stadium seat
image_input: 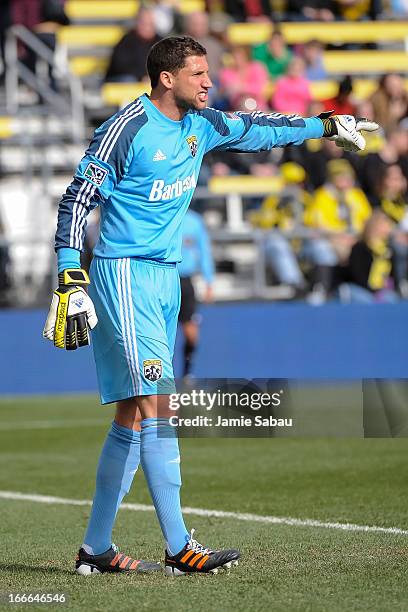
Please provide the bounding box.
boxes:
[65,1,139,20]
[228,22,272,46]
[69,56,109,77]
[178,0,206,13]
[101,82,150,106]
[228,20,408,46]
[323,50,408,74]
[0,117,13,139]
[209,175,283,195]
[309,79,407,100]
[58,26,125,47]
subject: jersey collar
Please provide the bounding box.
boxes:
[140,94,184,126]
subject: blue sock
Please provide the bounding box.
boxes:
[141,418,189,556]
[83,422,141,555]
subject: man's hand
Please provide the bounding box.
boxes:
[320,112,379,152]
[43,269,98,350]
[203,285,214,304]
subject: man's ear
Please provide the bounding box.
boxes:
[159,71,174,90]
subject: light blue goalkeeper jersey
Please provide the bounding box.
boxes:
[55,94,323,268]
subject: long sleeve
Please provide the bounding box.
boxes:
[199,108,324,154]
[55,98,148,270]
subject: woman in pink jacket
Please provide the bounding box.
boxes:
[219,45,269,111]
[272,56,312,116]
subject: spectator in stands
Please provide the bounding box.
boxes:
[393,120,408,183]
[271,56,312,116]
[370,74,408,135]
[105,7,160,83]
[286,0,336,21]
[0,210,10,306]
[219,45,269,111]
[302,39,327,81]
[377,164,408,292]
[379,164,408,224]
[303,158,372,297]
[251,162,311,292]
[338,210,399,304]
[334,0,382,20]
[183,11,225,83]
[221,0,272,21]
[358,129,400,206]
[322,76,357,116]
[252,29,293,81]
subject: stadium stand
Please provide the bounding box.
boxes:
[227,21,408,47]
[0,0,407,306]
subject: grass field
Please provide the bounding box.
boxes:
[1,395,408,611]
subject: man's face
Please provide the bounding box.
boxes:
[135,10,156,41]
[170,55,212,111]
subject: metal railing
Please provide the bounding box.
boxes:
[4,25,85,142]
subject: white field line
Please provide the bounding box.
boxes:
[0,419,109,431]
[1,490,407,537]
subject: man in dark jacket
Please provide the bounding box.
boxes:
[105,8,160,83]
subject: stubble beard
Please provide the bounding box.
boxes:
[174,93,205,112]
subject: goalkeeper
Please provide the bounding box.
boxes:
[43,36,378,576]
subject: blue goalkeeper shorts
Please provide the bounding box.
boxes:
[89,256,180,404]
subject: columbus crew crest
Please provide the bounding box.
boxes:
[143,359,162,382]
[186,135,198,157]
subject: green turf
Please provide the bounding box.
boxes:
[1,396,407,611]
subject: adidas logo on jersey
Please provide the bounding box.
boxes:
[153,149,167,161]
[149,172,196,202]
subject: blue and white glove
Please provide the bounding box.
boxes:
[320,112,379,152]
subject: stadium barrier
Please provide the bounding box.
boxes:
[1,303,407,395]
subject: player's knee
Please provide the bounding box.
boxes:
[115,398,142,430]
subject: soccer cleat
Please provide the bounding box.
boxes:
[75,544,161,576]
[164,529,240,576]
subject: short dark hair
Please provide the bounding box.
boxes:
[146,36,207,88]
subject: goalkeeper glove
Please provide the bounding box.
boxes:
[43,269,98,350]
[320,112,379,152]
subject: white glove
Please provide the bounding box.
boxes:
[321,113,379,152]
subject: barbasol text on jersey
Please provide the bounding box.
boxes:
[148,172,196,202]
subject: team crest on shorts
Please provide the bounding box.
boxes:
[84,162,108,186]
[186,135,198,157]
[143,359,162,382]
